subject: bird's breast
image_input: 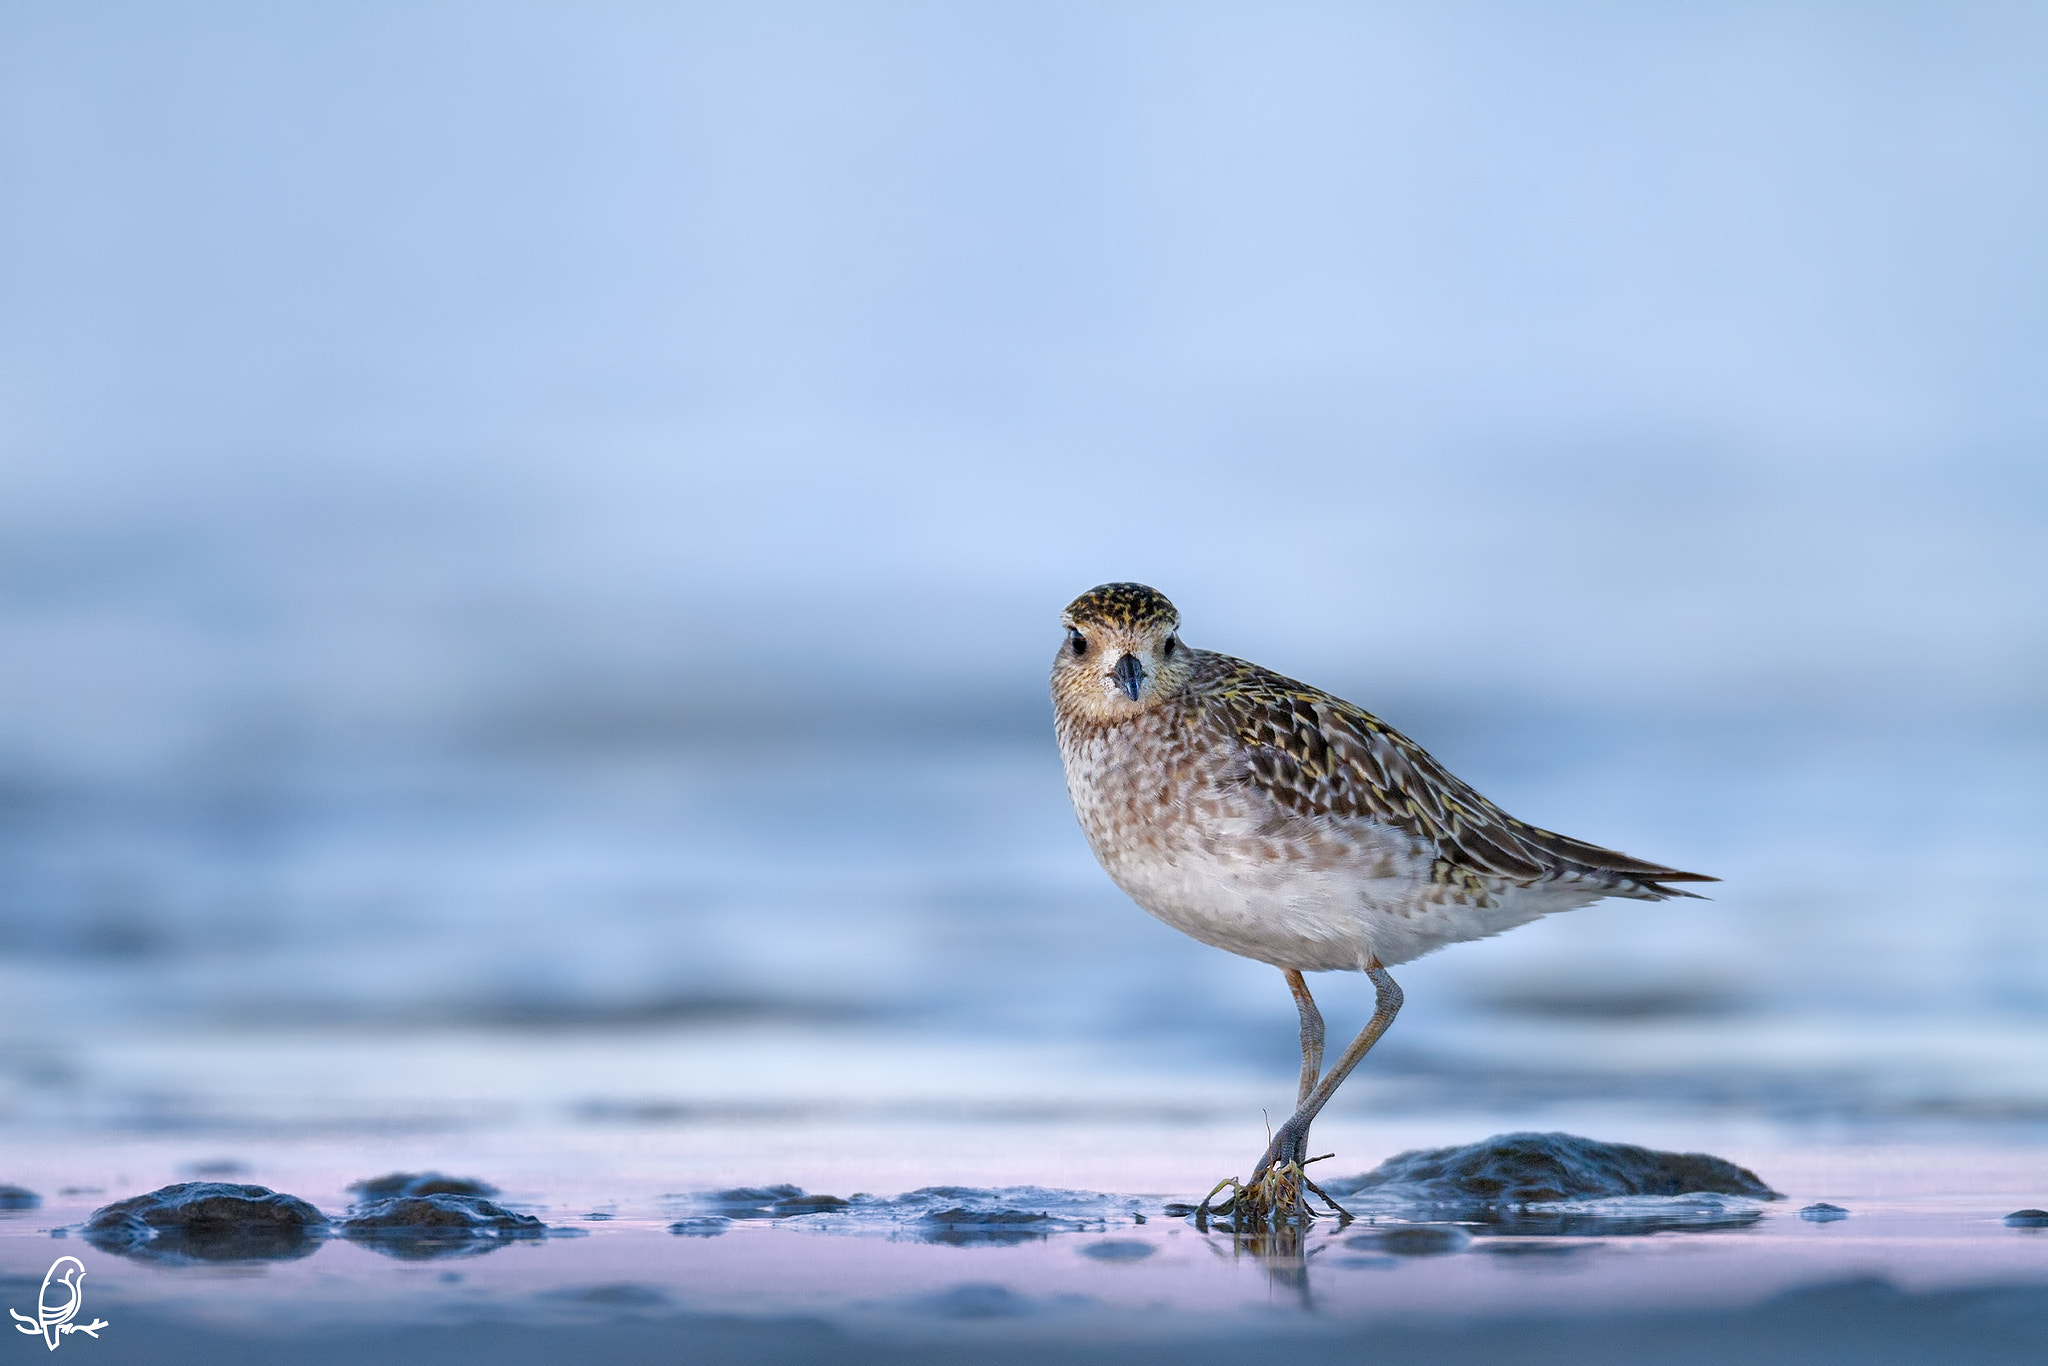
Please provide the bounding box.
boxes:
[1056,711,1437,969]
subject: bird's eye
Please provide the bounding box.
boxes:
[1067,629,1088,656]
[1162,635,1178,658]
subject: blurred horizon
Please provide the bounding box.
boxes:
[5,2,2046,781]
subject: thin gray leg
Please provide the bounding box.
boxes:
[1253,962,1403,1182]
[1284,969,1325,1107]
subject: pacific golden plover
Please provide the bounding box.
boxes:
[1050,582,1714,1224]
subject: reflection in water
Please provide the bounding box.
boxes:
[1348,1225,1471,1256]
[1477,1240,1599,1260]
[911,1283,1091,1320]
[82,1223,324,1266]
[1199,1209,1757,1302]
[339,1194,550,1261]
[1078,1239,1154,1261]
[915,1211,1058,1248]
[1196,1222,1325,1305]
[1469,1203,1764,1237]
[1180,1131,1776,1299]
[339,1229,526,1262]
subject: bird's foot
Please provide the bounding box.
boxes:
[1195,1157,1349,1231]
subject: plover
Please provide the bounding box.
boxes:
[1051,583,1713,1222]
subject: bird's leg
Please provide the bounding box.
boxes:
[1200,970,1326,1228]
[1284,969,1325,1107]
[1239,962,1403,1220]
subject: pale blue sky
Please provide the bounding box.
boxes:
[3,1,2044,773]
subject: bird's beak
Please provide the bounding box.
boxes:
[1112,653,1146,701]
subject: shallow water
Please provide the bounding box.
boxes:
[2,713,2045,1359]
[4,1129,2047,1363]
[4,711,2046,1119]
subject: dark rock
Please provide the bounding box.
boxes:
[1800,1203,1851,1221]
[347,1172,500,1201]
[770,1193,850,1215]
[666,1217,731,1237]
[684,1185,849,1219]
[0,1185,40,1210]
[339,1194,546,1261]
[693,1185,804,1218]
[920,1207,1053,1225]
[1329,1132,1779,1208]
[341,1193,542,1232]
[2005,1209,2048,1227]
[84,1182,326,1262]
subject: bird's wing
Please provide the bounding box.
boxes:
[1205,658,1715,888]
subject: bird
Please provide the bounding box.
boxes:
[1050,582,1714,1223]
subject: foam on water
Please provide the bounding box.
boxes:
[674,1183,1153,1244]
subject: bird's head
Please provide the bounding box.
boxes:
[1052,582,1192,721]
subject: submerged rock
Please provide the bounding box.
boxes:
[538,1283,671,1310]
[0,1185,40,1210]
[915,1283,1037,1319]
[1476,1238,1594,1257]
[1327,1132,1779,1210]
[1801,1203,1851,1221]
[889,1187,1136,1245]
[1347,1225,1472,1256]
[339,1194,546,1260]
[1079,1239,1155,1260]
[84,1182,327,1262]
[2005,1209,2048,1227]
[347,1172,500,1201]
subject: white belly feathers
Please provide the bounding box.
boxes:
[1060,723,1596,971]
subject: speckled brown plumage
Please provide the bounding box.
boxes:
[1050,582,1714,1216]
[1202,658,1708,897]
[1051,581,1713,972]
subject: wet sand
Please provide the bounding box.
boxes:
[6,1122,2046,1365]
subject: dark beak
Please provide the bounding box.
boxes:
[1112,653,1146,701]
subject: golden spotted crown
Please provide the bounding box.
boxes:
[1062,583,1179,633]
